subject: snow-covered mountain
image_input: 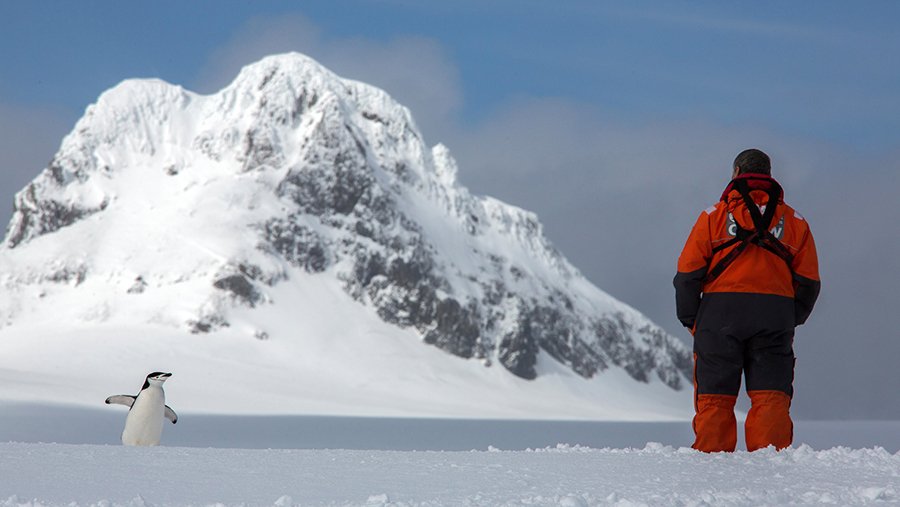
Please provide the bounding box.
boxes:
[0,53,691,419]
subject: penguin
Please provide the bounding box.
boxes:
[105,371,178,446]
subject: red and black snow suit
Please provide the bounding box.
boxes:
[674,174,820,452]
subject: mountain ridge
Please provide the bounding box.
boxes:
[0,52,691,417]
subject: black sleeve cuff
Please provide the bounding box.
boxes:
[674,268,707,329]
[793,274,821,326]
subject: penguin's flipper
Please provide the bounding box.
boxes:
[105,395,136,407]
[164,405,178,424]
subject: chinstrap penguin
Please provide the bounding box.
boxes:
[105,371,177,446]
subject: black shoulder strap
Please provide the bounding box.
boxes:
[704,178,793,285]
[735,178,779,238]
[705,237,752,283]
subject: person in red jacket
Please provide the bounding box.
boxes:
[674,148,820,452]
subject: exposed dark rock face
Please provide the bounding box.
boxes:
[263,219,330,273]
[127,276,148,294]
[188,314,230,334]
[498,310,542,380]
[422,298,482,359]
[213,273,263,307]
[44,264,88,286]
[6,183,108,248]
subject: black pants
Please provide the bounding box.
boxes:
[693,293,795,397]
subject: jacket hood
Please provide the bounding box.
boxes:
[721,174,784,231]
[720,173,783,202]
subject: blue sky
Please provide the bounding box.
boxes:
[4,1,900,149]
[1,1,899,419]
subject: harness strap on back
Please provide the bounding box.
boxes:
[704,177,794,285]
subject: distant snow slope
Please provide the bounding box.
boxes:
[1,442,898,506]
[0,52,691,418]
[0,322,689,419]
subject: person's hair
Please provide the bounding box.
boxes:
[733,148,771,175]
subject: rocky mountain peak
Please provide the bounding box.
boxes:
[0,52,691,392]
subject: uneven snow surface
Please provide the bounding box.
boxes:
[1,442,898,506]
[3,408,899,506]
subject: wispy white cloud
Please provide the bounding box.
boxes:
[191,13,462,142]
[191,14,323,92]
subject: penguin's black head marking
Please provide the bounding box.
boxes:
[142,371,173,390]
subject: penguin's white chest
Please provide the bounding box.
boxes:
[122,386,166,446]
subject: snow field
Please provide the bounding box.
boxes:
[1,442,898,506]
[0,308,691,420]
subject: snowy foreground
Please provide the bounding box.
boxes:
[3,406,900,505]
[2,442,899,506]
